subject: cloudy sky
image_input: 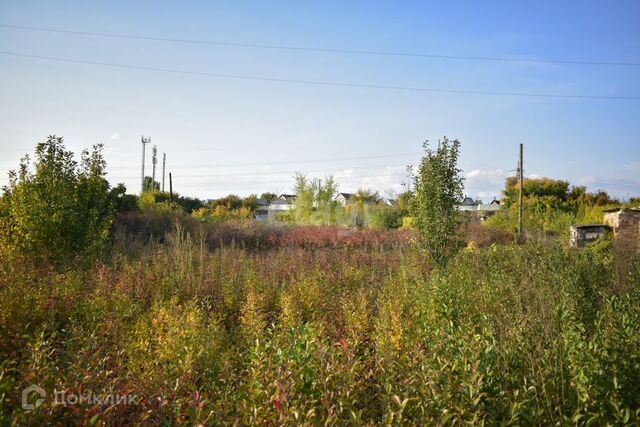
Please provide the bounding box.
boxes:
[1,1,639,200]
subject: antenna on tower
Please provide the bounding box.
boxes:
[141,136,151,193]
[151,144,158,192]
[162,152,166,193]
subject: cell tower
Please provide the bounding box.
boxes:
[141,136,151,193]
[152,145,158,192]
[162,152,166,192]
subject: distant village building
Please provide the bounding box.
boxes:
[269,195,295,211]
[254,198,270,221]
[456,197,501,222]
[457,196,480,211]
[278,194,297,202]
[335,192,354,207]
[476,199,501,212]
[569,224,611,248]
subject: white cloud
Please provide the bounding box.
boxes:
[465,168,505,181]
[463,168,506,200]
[575,176,640,199]
[335,168,355,179]
[110,133,120,141]
[334,165,405,193]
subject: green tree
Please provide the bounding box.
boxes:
[242,194,259,212]
[110,183,139,213]
[411,138,464,266]
[0,136,115,262]
[143,176,160,192]
[352,188,379,204]
[211,194,243,211]
[259,192,278,203]
[293,173,315,224]
[315,176,339,224]
[502,177,569,208]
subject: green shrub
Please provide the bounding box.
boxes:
[0,136,115,263]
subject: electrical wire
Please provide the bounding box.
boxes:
[2,23,638,67]
[1,50,638,100]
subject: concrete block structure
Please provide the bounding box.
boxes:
[603,208,640,241]
[569,224,610,248]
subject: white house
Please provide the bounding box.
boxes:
[335,192,354,207]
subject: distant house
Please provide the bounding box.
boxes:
[381,197,396,206]
[278,194,296,202]
[457,196,501,212]
[254,198,270,221]
[335,192,354,207]
[457,196,481,211]
[269,199,294,211]
[476,202,501,212]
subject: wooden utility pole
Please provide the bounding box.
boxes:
[518,143,524,240]
[169,172,173,202]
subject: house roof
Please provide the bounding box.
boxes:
[460,196,478,206]
[571,224,610,229]
[337,192,354,199]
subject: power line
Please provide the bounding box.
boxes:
[105,167,410,181]
[107,172,409,186]
[0,152,422,170]
[1,23,638,67]
[106,153,422,170]
[106,165,408,179]
[1,50,638,101]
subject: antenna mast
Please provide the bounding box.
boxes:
[141,136,151,193]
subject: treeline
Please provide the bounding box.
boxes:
[1,136,637,265]
[488,177,632,239]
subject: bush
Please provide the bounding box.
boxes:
[0,136,116,263]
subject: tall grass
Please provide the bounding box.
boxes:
[0,223,638,425]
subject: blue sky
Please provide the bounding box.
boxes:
[0,1,639,200]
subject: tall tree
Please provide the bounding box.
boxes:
[411,137,464,266]
[293,173,315,224]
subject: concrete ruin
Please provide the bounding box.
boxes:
[603,208,640,241]
[569,224,611,248]
[602,207,640,253]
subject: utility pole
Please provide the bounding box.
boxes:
[169,172,173,201]
[151,145,158,192]
[141,136,151,193]
[162,152,166,192]
[518,143,524,240]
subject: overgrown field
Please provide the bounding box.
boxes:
[1,220,639,425]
